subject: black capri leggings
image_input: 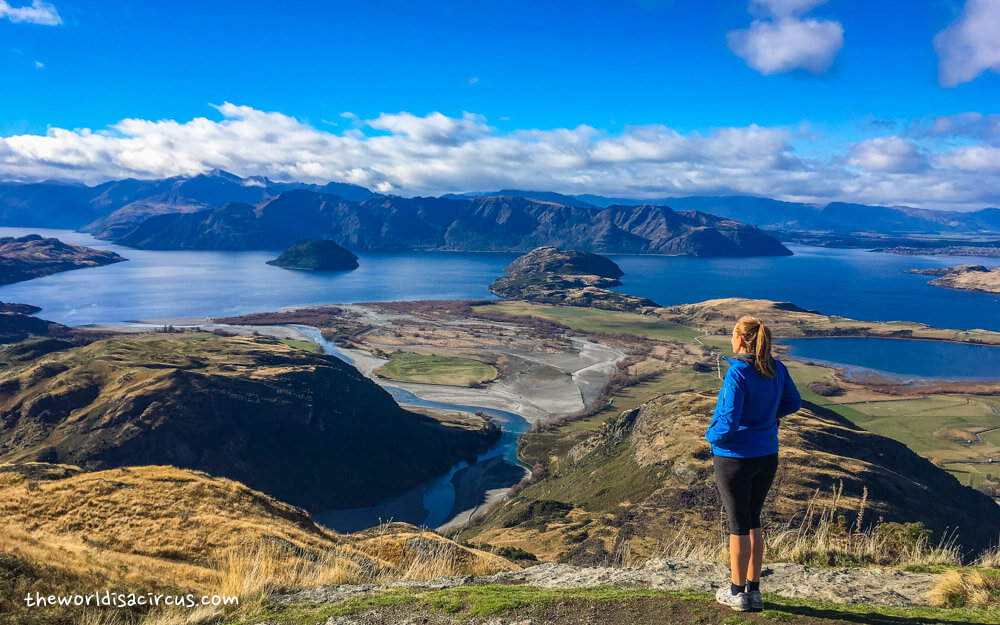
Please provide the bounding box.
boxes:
[713,453,779,536]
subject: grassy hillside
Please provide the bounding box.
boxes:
[0,332,500,509]
[0,463,516,625]
[472,300,1000,494]
[457,391,1000,564]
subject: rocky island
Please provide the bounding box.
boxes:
[0,234,126,285]
[906,264,1000,294]
[489,246,659,311]
[267,238,359,271]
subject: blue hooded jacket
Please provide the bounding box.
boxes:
[706,353,802,458]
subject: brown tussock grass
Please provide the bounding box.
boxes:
[1,464,518,625]
[635,482,963,570]
[975,545,1000,569]
[930,569,1000,608]
[764,483,962,569]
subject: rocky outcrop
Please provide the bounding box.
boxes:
[0,332,500,510]
[489,247,659,312]
[0,235,126,284]
[267,239,359,271]
[906,264,1000,294]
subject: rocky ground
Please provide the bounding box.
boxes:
[256,559,958,625]
[281,560,938,608]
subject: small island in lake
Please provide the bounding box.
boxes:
[0,235,126,285]
[266,239,359,271]
[906,264,1000,294]
[489,246,659,312]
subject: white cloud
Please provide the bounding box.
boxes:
[366,111,490,145]
[0,105,997,211]
[937,145,1000,172]
[729,1,842,75]
[0,0,61,25]
[34,60,43,69]
[468,76,479,84]
[847,137,927,173]
[935,0,1000,87]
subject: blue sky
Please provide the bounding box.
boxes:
[1,0,998,210]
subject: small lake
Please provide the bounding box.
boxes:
[780,337,1000,382]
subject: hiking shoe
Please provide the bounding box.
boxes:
[747,589,764,611]
[715,586,750,611]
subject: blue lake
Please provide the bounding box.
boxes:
[781,337,1000,382]
[608,245,1000,332]
[1,227,998,332]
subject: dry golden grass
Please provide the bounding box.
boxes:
[930,569,1000,608]
[764,483,963,569]
[637,529,725,564]
[975,546,1000,569]
[0,463,518,624]
[633,483,964,571]
[0,464,347,590]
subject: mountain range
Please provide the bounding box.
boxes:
[2,171,998,258]
[109,192,791,256]
[446,190,1000,235]
[0,169,375,234]
[0,171,790,256]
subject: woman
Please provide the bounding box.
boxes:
[706,316,801,612]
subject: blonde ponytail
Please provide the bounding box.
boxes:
[735,316,776,378]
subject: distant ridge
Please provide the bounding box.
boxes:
[3,172,998,247]
[0,169,377,234]
[442,189,600,209]
[567,194,1000,234]
[107,193,792,257]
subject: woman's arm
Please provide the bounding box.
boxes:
[706,368,745,445]
[776,362,802,419]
